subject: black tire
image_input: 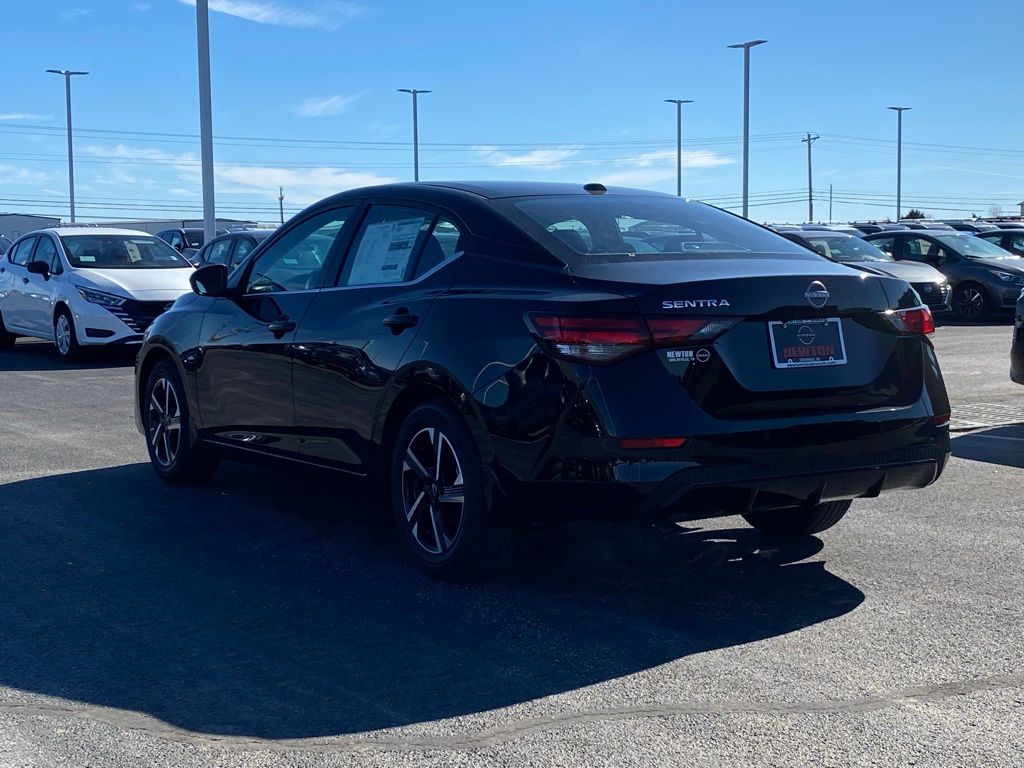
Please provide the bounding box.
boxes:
[743,500,852,537]
[953,282,990,322]
[53,306,82,362]
[0,311,16,349]
[390,399,516,580]
[143,359,218,485]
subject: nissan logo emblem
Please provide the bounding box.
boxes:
[805,281,830,308]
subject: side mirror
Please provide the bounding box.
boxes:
[190,263,230,297]
[26,260,50,279]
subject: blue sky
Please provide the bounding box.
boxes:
[1,0,1022,224]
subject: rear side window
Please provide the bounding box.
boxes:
[8,237,36,265]
[494,195,808,269]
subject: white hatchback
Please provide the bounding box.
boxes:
[0,227,194,361]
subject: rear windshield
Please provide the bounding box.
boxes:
[61,235,192,269]
[495,195,811,268]
[801,234,892,263]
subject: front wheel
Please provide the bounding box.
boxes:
[0,311,16,349]
[144,359,218,485]
[743,500,852,537]
[53,307,81,362]
[953,283,990,321]
[390,400,516,580]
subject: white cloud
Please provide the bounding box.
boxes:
[216,165,392,205]
[0,113,51,121]
[598,149,733,187]
[474,146,581,170]
[60,8,92,19]
[177,0,362,30]
[83,143,390,206]
[293,93,361,118]
[0,165,51,184]
[132,2,152,10]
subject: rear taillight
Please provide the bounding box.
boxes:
[888,306,935,335]
[528,314,735,364]
[620,437,687,450]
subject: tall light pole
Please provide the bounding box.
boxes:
[196,0,216,244]
[727,39,766,219]
[46,69,88,223]
[801,132,819,222]
[398,88,431,181]
[888,106,911,222]
[664,99,694,197]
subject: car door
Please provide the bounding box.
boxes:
[20,234,64,334]
[194,206,355,456]
[291,203,466,472]
[0,236,39,333]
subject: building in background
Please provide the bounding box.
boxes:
[0,214,62,239]
[97,218,260,234]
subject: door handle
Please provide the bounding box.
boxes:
[267,319,296,338]
[382,309,419,333]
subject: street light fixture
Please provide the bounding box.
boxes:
[46,69,88,223]
[664,99,694,197]
[398,88,431,182]
[888,106,911,222]
[727,39,766,219]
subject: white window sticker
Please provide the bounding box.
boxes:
[348,218,425,285]
[125,241,143,263]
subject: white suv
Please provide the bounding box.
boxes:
[0,227,194,361]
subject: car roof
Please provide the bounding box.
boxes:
[317,180,676,205]
[979,227,1024,235]
[798,230,854,239]
[41,227,157,237]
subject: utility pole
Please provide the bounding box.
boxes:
[664,99,694,197]
[196,0,217,244]
[888,107,911,222]
[727,39,766,218]
[398,88,431,181]
[279,186,285,225]
[1018,201,1024,218]
[829,184,833,221]
[801,132,819,222]
[46,69,88,223]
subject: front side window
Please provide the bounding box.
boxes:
[245,207,351,294]
[8,237,36,266]
[803,235,892,263]
[60,235,191,269]
[33,236,62,274]
[340,205,434,287]
[494,195,808,270]
[232,237,257,266]
[902,238,945,262]
[1010,235,1024,254]
[868,235,896,256]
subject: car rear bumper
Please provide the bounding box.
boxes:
[494,419,950,523]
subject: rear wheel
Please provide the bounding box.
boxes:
[144,359,218,484]
[0,311,16,349]
[390,400,516,580]
[53,306,81,362]
[953,283,990,321]
[743,500,851,537]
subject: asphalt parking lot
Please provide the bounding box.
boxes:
[0,322,1021,767]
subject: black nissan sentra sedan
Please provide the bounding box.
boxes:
[134,182,951,579]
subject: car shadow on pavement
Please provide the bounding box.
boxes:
[0,341,135,372]
[0,462,864,739]
[951,425,1024,468]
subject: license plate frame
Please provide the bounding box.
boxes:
[768,317,848,369]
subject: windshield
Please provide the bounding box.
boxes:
[495,195,811,268]
[802,234,892,263]
[61,234,192,269]
[936,234,1019,260]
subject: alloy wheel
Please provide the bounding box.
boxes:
[401,427,465,555]
[148,377,183,467]
[956,286,986,320]
[55,314,72,356]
